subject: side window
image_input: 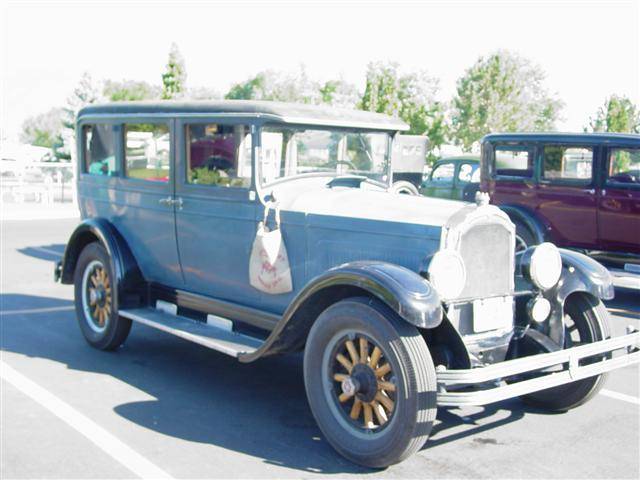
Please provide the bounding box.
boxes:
[458,163,478,183]
[431,163,455,182]
[494,146,534,178]
[84,124,116,176]
[185,123,252,188]
[607,148,640,185]
[125,123,170,182]
[542,146,593,183]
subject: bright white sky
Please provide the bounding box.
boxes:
[1,0,639,141]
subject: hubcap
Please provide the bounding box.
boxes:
[331,335,397,430]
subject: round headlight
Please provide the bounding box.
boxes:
[528,296,551,323]
[427,250,466,300]
[528,242,562,290]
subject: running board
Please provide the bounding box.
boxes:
[119,307,263,357]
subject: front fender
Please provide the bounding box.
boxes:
[239,261,442,363]
[58,218,143,307]
[541,249,614,347]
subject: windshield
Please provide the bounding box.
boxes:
[258,126,391,187]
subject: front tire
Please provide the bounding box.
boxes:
[73,242,131,350]
[304,297,437,468]
[521,293,610,411]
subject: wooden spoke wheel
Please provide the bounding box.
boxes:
[73,242,131,351]
[331,335,397,431]
[82,260,112,332]
[304,297,437,468]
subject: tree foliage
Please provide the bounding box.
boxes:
[20,108,64,148]
[225,66,324,104]
[104,80,160,101]
[587,94,640,133]
[451,50,563,150]
[360,61,446,160]
[161,43,187,100]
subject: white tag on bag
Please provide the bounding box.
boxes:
[249,202,293,294]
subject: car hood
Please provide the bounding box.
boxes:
[283,187,469,228]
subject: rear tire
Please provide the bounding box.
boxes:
[390,181,419,196]
[73,242,131,350]
[521,293,610,411]
[303,297,437,468]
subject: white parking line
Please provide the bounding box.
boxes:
[0,361,172,479]
[0,306,75,316]
[600,389,640,406]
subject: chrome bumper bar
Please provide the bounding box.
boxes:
[436,331,640,407]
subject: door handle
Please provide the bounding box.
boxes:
[158,196,173,206]
[173,197,183,210]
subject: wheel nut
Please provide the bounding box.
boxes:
[341,377,360,397]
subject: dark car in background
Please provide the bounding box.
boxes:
[420,156,480,201]
[480,133,640,272]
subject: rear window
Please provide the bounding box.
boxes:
[494,145,534,178]
[84,124,116,176]
[607,148,640,185]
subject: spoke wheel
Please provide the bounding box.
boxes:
[82,260,112,332]
[304,297,437,468]
[331,335,396,432]
[74,242,131,351]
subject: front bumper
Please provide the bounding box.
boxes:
[436,330,640,407]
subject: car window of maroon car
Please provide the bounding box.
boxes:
[542,146,593,184]
[124,123,170,183]
[185,124,252,188]
[494,145,534,178]
[607,148,640,185]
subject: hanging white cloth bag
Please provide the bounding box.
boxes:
[249,202,293,294]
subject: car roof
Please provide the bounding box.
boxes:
[435,155,480,163]
[482,132,640,146]
[78,100,409,132]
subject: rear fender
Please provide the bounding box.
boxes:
[58,218,143,308]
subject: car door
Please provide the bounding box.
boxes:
[598,145,640,255]
[112,119,183,287]
[423,161,456,199]
[174,118,260,304]
[536,144,598,248]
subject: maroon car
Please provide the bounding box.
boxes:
[480,133,640,270]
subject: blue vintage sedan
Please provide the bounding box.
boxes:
[56,101,639,468]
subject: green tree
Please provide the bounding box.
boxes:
[20,108,64,148]
[59,72,103,161]
[319,79,359,108]
[161,43,186,100]
[451,50,563,151]
[104,80,160,101]
[225,66,321,104]
[360,61,446,160]
[587,95,640,133]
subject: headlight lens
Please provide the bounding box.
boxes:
[427,250,466,300]
[527,242,562,290]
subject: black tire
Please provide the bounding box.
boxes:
[303,297,437,468]
[73,242,131,350]
[521,293,610,411]
[513,220,537,253]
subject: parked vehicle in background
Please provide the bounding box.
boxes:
[55,103,639,467]
[390,134,428,195]
[480,133,640,272]
[420,156,480,201]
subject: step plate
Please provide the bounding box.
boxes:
[119,308,262,357]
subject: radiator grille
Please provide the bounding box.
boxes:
[457,223,513,299]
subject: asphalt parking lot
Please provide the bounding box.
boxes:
[1,217,639,479]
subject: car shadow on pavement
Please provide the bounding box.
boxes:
[1,293,564,475]
[17,244,65,263]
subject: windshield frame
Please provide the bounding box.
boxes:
[256,123,395,190]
